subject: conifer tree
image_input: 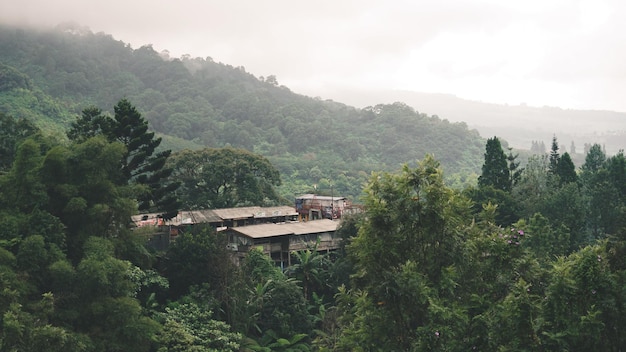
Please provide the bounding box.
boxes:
[111,99,179,219]
[479,137,511,192]
[556,152,577,184]
[507,148,523,187]
[68,99,179,219]
[549,135,560,175]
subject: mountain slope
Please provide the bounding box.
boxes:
[322,88,626,155]
[0,24,486,200]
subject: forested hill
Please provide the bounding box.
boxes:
[0,23,485,199]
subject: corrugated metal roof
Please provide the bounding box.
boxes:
[133,206,298,227]
[251,206,299,218]
[212,206,262,220]
[178,210,222,224]
[296,194,346,201]
[231,219,339,239]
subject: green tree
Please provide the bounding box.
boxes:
[286,243,330,301]
[251,278,312,340]
[581,144,606,174]
[478,137,511,192]
[541,244,622,350]
[0,113,38,172]
[227,249,283,335]
[344,155,470,350]
[68,99,179,219]
[72,237,161,352]
[0,294,91,352]
[513,154,550,220]
[112,98,179,219]
[556,151,577,184]
[66,106,112,143]
[465,185,519,226]
[2,138,48,213]
[168,147,281,209]
[549,135,560,175]
[40,136,136,261]
[157,302,241,352]
[580,144,620,237]
[507,147,523,187]
[165,225,235,300]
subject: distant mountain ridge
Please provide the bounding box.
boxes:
[317,88,626,155]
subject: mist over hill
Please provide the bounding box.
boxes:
[315,88,626,155]
[0,24,495,200]
[2,23,623,202]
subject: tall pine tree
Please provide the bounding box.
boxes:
[556,152,577,184]
[68,99,179,219]
[549,135,560,175]
[479,136,511,192]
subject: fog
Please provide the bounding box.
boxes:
[3,0,626,112]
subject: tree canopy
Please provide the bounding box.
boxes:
[167,147,282,209]
[478,136,511,191]
[68,99,179,219]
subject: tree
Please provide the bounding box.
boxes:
[581,144,606,175]
[71,237,161,351]
[168,147,281,209]
[556,152,577,184]
[478,137,511,192]
[549,135,560,175]
[507,147,523,187]
[2,138,48,213]
[513,155,550,219]
[0,112,38,172]
[541,244,623,350]
[157,302,242,352]
[579,144,620,237]
[344,155,471,350]
[165,225,235,299]
[251,278,313,340]
[111,99,179,218]
[465,185,519,226]
[68,99,179,219]
[40,136,135,260]
[286,242,330,301]
[606,151,626,202]
[66,106,112,143]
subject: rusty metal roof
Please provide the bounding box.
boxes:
[230,219,339,239]
[251,206,299,218]
[133,206,298,227]
[211,206,260,220]
[296,194,346,201]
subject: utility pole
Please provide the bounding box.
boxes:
[330,183,334,219]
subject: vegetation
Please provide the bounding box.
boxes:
[0,23,485,201]
[167,147,282,209]
[1,23,626,351]
[2,104,625,350]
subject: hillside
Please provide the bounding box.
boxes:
[321,88,626,155]
[0,24,487,200]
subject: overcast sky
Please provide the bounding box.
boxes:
[3,0,626,112]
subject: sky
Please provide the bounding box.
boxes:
[3,0,626,112]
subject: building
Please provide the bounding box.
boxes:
[295,194,349,221]
[132,205,299,229]
[132,205,341,266]
[224,219,340,269]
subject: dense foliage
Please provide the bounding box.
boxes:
[1,23,626,352]
[167,147,282,209]
[1,104,625,350]
[0,23,485,201]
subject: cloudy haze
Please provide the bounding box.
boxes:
[3,0,626,112]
